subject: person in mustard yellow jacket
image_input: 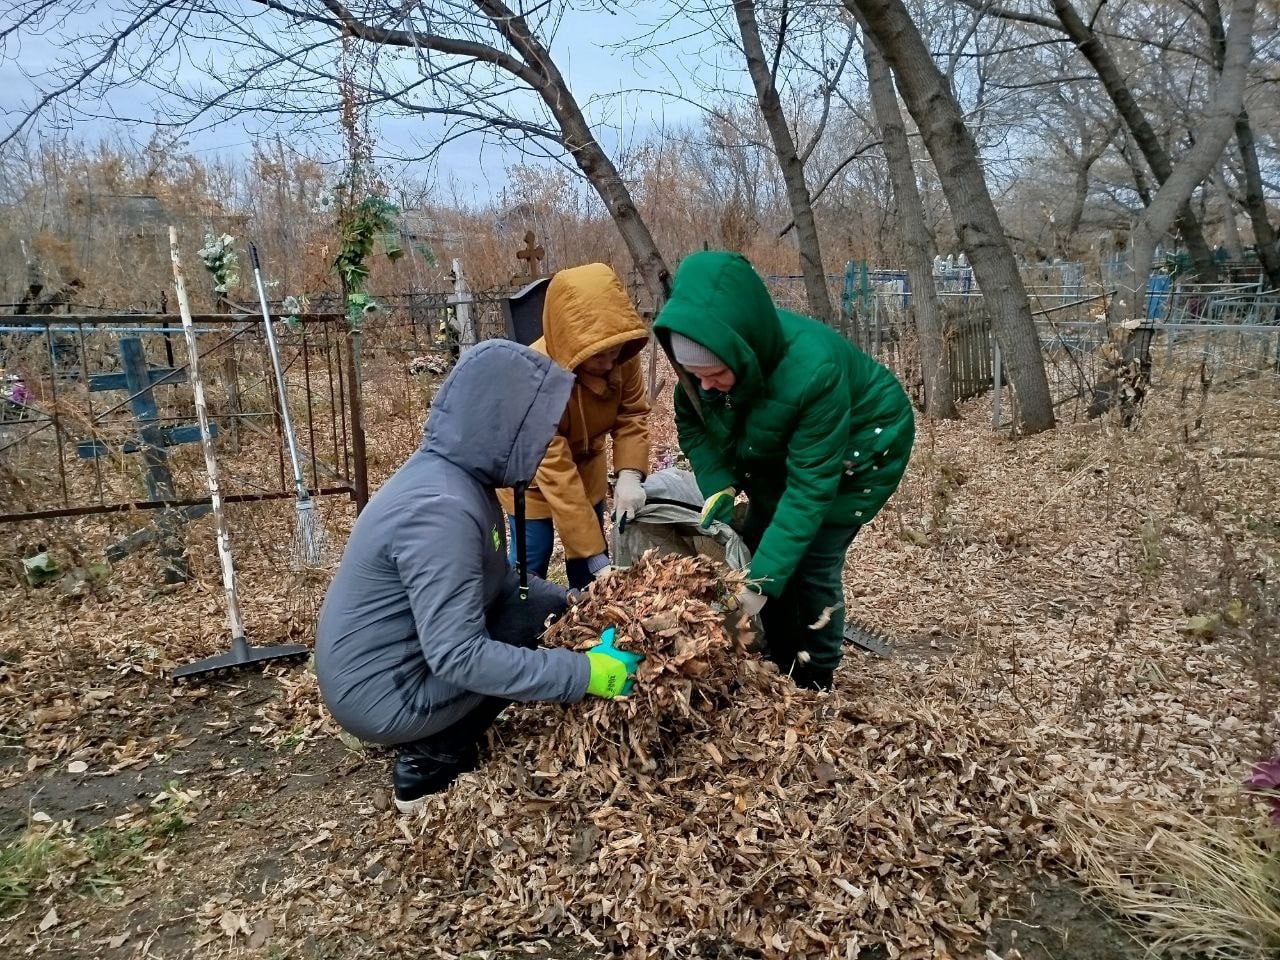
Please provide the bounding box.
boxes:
[497,263,651,590]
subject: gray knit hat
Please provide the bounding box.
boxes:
[669,332,724,368]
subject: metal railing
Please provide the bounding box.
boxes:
[0,312,365,523]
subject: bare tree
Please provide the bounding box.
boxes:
[964,0,1222,280]
[677,108,784,251]
[1233,109,1280,286]
[731,0,836,321]
[1202,0,1280,288]
[996,39,1121,258]
[862,34,956,419]
[1107,0,1257,322]
[844,0,1055,433]
[1,0,674,304]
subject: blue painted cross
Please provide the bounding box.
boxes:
[78,337,216,582]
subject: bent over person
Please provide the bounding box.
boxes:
[497,262,650,589]
[316,340,644,813]
[654,251,914,690]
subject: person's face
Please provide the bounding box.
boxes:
[686,363,736,392]
[578,346,623,377]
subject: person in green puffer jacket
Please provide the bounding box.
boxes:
[653,251,914,690]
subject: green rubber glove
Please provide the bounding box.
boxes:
[699,487,736,530]
[585,626,644,698]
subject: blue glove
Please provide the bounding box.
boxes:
[585,626,644,698]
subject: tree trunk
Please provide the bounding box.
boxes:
[1060,158,1094,258]
[1061,124,1116,257]
[1108,0,1257,323]
[733,0,834,322]
[845,0,1054,433]
[473,0,672,305]
[1235,112,1280,289]
[1214,167,1243,259]
[1049,0,1218,280]
[1118,132,1155,207]
[1204,0,1280,287]
[863,36,956,419]
[554,102,673,304]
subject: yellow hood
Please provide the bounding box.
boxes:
[542,263,649,371]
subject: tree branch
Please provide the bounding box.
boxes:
[310,0,547,90]
[776,138,882,238]
[770,0,789,83]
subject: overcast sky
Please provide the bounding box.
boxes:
[0,2,751,204]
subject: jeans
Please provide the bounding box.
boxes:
[400,575,568,763]
[507,501,605,591]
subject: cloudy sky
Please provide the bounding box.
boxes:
[0,2,753,202]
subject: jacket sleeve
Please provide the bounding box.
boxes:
[392,497,590,701]
[748,364,850,597]
[532,432,608,558]
[674,381,737,499]
[610,356,651,475]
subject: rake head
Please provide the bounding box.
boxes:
[173,634,310,682]
[843,620,893,658]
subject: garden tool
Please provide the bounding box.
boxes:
[168,227,309,682]
[843,621,893,658]
[250,242,328,569]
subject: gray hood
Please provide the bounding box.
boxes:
[425,339,574,486]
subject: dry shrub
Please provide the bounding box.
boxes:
[1062,804,1280,958]
[403,552,1051,959]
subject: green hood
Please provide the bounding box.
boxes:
[654,251,783,397]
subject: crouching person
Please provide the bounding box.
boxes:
[316,340,643,814]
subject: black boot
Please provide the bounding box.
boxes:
[392,742,479,814]
[767,645,835,692]
[791,660,835,691]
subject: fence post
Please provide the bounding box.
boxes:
[451,258,476,350]
[991,338,1003,429]
[873,299,882,360]
[346,329,369,513]
[407,288,420,352]
[221,353,241,454]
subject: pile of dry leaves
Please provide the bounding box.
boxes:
[538,551,752,771]
[398,552,1053,959]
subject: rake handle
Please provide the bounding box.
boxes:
[249,242,309,500]
[170,226,246,643]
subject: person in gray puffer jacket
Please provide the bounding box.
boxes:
[317,340,643,813]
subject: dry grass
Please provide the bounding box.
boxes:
[1062,805,1280,958]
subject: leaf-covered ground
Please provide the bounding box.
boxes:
[1,352,1276,958]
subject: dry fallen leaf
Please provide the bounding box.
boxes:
[38,907,59,932]
[3,354,1277,960]
[219,910,245,938]
[247,917,274,949]
[808,604,840,630]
